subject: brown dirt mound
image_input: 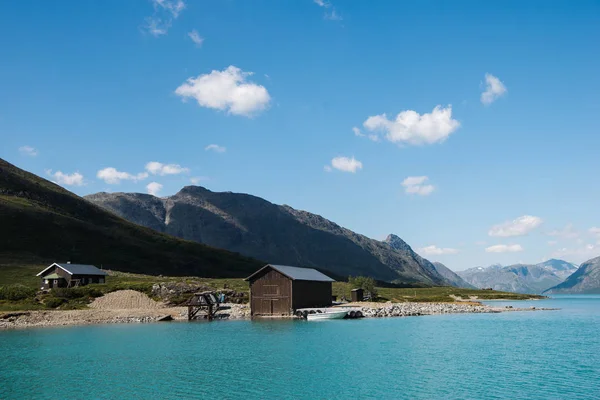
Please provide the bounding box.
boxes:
[89,290,163,310]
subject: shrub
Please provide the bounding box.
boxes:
[45,297,66,308]
[0,285,36,301]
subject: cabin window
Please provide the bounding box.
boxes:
[99,278,104,284]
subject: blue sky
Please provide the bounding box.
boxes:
[2,0,600,270]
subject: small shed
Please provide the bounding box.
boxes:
[351,288,364,302]
[245,264,335,316]
[37,263,108,290]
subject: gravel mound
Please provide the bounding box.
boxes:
[90,290,163,310]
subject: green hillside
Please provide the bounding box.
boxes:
[0,158,262,278]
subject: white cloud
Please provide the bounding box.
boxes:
[401,176,435,196]
[547,223,579,239]
[485,244,524,253]
[488,215,543,237]
[146,182,163,196]
[323,165,332,172]
[46,170,84,187]
[481,73,507,105]
[418,245,459,256]
[589,227,600,236]
[205,144,226,153]
[175,65,271,117]
[19,146,38,157]
[363,105,460,146]
[145,161,189,176]
[548,240,558,246]
[97,168,148,184]
[190,176,208,185]
[314,0,328,6]
[154,0,185,17]
[188,29,204,47]
[327,156,363,173]
[143,0,185,37]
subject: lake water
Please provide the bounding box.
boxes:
[1,295,599,399]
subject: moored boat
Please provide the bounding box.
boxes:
[306,310,348,320]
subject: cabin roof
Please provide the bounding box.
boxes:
[37,263,108,277]
[245,264,335,282]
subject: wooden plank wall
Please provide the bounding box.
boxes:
[292,281,332,309]
[250,268,292,316]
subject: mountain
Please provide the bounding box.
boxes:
[85,187,451,285]
[536,259,579,280]
[432,262,476,289]
[0,158,262,277]
[544,256,600,294]
[458,260,578,294]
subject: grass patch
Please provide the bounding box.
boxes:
[333,282,543,302]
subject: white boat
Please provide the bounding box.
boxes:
[306,310,348,320]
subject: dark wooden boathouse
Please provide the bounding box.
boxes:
[245,264,335,316]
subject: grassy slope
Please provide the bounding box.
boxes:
[0,264,541,311]
[0,159,263,278]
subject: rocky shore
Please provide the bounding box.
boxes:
[1,302,557,330]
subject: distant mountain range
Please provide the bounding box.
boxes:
[86,187,454,285]
[458,259,578,294]
[0,158,262,277]
[544,256,600,294]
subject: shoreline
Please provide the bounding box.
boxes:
[0,301,558,330]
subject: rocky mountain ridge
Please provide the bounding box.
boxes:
[544,256,600,294]
[86,187,453,285]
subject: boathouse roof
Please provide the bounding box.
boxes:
[245,264,335,282]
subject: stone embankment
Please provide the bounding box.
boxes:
[358,302,494,318]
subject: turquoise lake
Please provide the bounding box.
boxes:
[1,296,599,399]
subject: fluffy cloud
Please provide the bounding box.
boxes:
[146,182,163,196]
[418,245,459,256]
[589,227,600,236]
[326,156,363,173]
[143,0,185,37]
[488,215,543,237]
[19,146,38,157]
[188,30,204,47]
[46,170,84,187]
[175,66,271,117]
[547,223,579,239]
[145,162,189,176]
[481,73,507,105]
[485,244,524,253]
[97,168,148,184]
[205,144,226,153]
[401,176,435,196]
[362,105,460,146]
